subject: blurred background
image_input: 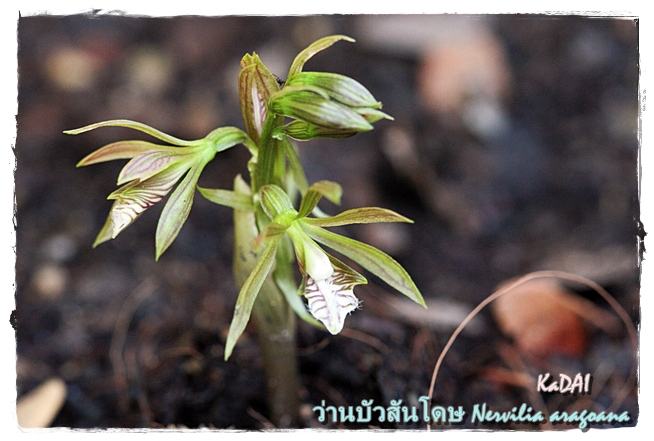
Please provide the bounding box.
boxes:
[15,14,639,429]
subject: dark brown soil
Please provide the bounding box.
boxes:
[15,14,640,430]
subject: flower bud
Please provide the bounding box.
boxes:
[238,53,281,144]
[269,88,373,132]
[286,72,381,109]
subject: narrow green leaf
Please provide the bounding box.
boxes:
[302,207,413,228]
[76,140,167,167]
[288,35,355,79]
[197,186,254,211]
[155,159,205,260]
[65,119,199,147]
[302,223,426,308]
[297,181,342,219]
[225,239,279,360]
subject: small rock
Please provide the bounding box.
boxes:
[33,264,68,300]
[16,378,67,428]
[45,47,99,92]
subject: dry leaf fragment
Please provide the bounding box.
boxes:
[492,278,592,358]
[16,378,67,428]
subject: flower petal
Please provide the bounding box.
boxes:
[269,90,372,131]
[100,164,189,243]
[302,257,364,335]
[287,35,354,79]
[302,223,426,308]
[296,181,342,219]
[305,277,359,334]
[225,238,280,360]
[76,140,166,167]
[117,149,194,185]
[286,72,381,109]
[92,201,121,248]
[65,119,199,146]
[301,207,413,228]
[197,186,254,211]
[155,159,206,260]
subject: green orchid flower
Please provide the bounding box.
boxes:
[221,181,426,358]
[66,120,255,259]
[268,35,393,141]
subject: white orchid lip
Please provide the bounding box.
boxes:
[284,222,364,335]
[303,269,360,335]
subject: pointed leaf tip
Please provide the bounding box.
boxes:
[288,35,356,79]
[224,239,280,360]
[303,223,426,308]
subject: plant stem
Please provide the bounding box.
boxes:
[251,284,301,427]
[232,175,301,427]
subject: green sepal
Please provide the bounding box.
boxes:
[65,119,199,147]
[278,120,359,141]
[205,126,254,153]
[270,84,331,101]
[76,140,168,167]
[259,185,298,223]
[297,181,342,219]
[224,238,280,360]
[287,35,355,79]
[302,207,412,228]
[98,161,190,247]
[155,157,209,260]
[92,200,120,248]
[117,149,197,186]
[301,223,426,308]
[286,72,381,109]
[255,222,289,246]
[269,90,372,132]
[355,107,394,124]
[197,185,254,211]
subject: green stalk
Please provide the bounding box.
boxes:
[251,282,300,427]
[254,113,284,192]
[237,111,302,426]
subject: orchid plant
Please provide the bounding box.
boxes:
[66,35,425,427]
